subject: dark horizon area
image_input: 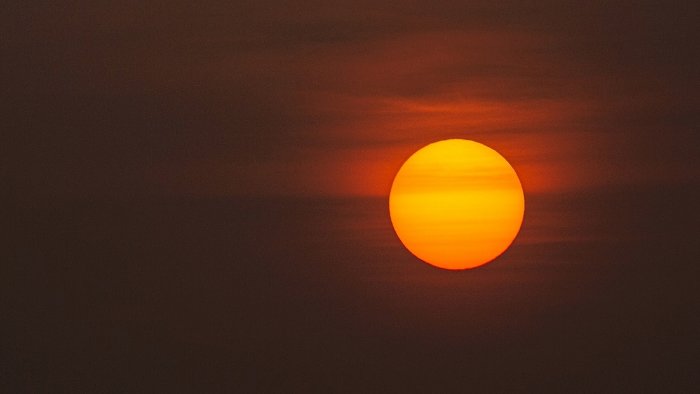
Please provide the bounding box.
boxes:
[6,184,698,391]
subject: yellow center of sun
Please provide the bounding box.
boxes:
[389,139,525,270]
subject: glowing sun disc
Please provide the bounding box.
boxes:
[389,139,525,270]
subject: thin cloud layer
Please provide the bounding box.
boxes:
[4,1,697,198]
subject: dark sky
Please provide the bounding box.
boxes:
[4,1,699,392]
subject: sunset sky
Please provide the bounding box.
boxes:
[4,1,699,392]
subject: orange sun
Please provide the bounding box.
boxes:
[389,139,525,270]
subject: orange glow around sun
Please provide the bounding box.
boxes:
[389,139,525,270]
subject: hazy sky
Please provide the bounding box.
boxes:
[5,1,698,199]
[4,1,699,392]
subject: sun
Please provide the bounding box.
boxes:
[389,139,525,270]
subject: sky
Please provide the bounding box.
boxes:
[5,1,698,199]
[4,1,699,392]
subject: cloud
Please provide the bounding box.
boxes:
[4,1,697,199]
